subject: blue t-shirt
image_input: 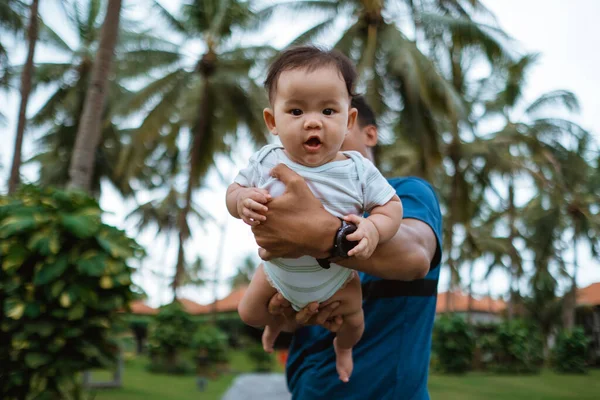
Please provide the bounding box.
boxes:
[286,177,443,400]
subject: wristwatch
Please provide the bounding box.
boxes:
[316,218,359,269]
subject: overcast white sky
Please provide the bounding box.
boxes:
[0,0,598,307]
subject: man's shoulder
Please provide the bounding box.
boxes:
[387,176,438,199]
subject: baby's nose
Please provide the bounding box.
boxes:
[303,115,323,129]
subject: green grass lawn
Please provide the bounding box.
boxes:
[88,354,600,400]
[88,352,282,400]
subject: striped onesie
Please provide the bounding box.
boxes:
[234,144,396,310]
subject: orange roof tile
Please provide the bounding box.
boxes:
[436,291,506,314]
[177,298,211,314]
[190,285,248,315]
[577,282,600,306]
[128,300,158,315]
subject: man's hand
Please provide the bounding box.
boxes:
[267,293,344,332]
[344,214,379,260]
[252,164,340,260]
[236,187,270,226]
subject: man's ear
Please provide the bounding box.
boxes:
[347,107,358,132]
[263,108,277,135]
[364,125,378,147]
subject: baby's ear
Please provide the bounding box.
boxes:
[263,108,278,135]
[347,107,358,131]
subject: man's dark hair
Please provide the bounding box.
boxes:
[352,96,377,128]
[264,45,357,103]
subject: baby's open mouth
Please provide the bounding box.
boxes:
[304,136,322,150]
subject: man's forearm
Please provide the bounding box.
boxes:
[338,219,434,280]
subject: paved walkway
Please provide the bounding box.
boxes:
[221,373,291,400]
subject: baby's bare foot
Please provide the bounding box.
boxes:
[262,325,281,353]
[333,337,353,383]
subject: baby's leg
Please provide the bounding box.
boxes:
[237,263,279,328]
[238,264,286,352]
[327,274,364,383]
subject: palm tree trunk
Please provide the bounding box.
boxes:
[467,261,474,324]
[8,0,39,194]
[564,237,579,331]
[173,69,212,294]
[507,178,516,320]
[67,0,122,192]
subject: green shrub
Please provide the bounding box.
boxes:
[146,301,196,374]
[432,315,474,374]
[0,186,143,399]
[192,324,230,364]
[552,327,589,374]
[246,344,274,372]
[478,320,544,374]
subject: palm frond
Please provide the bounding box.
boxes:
[37,19,73,53]
[288,17,336,46]
[152,0,188,34]
[525,90,580,116]
[257,0,339,22]
[419,13,514,63]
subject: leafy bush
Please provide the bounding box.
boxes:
[146,301,196,375]
[192,324,230,364]
[478,320,544,374]
[552,327,589,374]
[432,315,475,373]
[246,344,274,372]
[0,186,143,399]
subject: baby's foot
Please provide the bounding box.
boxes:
[333,337,353,383]
[262,324,281,353]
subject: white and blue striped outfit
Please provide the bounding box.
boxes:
[234,144,396,310]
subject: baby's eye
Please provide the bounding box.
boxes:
[323,108,335,116]
[290,109,303,116]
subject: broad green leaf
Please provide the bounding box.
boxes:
[67,304,86,321]
[5,300,25,320]
[24,303,41,318]
[27,229,61,256]
[2,245,28,272]
[34,255,69,285]
[24,353,51,369]
[59,292,72,308]
[0,215,38,238]
[100,275,114,289]
[50,280,66,298]
[76,252,107,276]
[97,231,134,259]
[59,212,101,238]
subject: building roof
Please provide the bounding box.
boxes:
[436,291,506,314]
[177,298,211,314]
[577,282,600,306]
[128,300,158,315]
[177,285,248,315]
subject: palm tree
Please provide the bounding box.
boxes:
[27,0,180,196]
[67,0,122,192]
[126,186,210,297]
[478,54,595,325]
[117,0,271,294]
[0,0,25,130]
[8,0,39,194]
[229,255,257,290]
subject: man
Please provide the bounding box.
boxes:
[251,96,443,399]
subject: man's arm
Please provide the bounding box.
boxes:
[338,218,436,280]
[253,164,439,280]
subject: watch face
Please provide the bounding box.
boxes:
[339,223,359,255]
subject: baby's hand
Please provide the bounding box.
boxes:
[237,188,271,226]
[343,214,379,260]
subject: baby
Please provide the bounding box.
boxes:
[226,46,403,382]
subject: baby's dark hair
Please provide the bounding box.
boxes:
[352,96,377,128]
[264,45,357,103]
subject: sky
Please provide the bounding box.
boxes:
[0,0,598,307]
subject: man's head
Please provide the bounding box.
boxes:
[262,46,358,167]
[341,96,379,162]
